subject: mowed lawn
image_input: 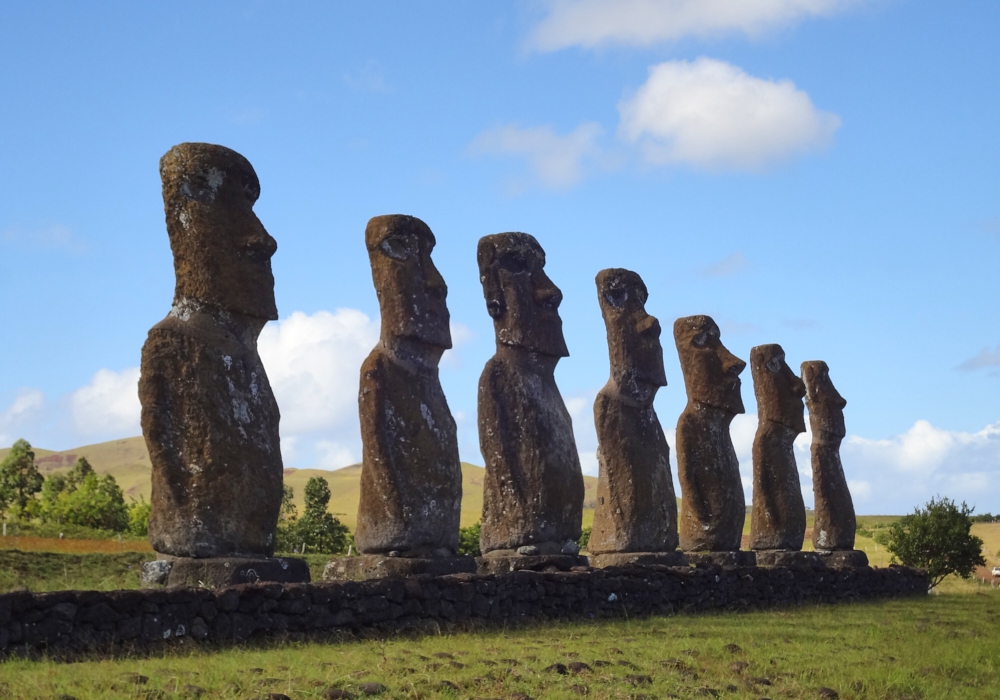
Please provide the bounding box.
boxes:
[1,593,998,699]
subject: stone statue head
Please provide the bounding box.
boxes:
[673,315,745,415]
[801,360,847,438]
[477,232,568,358]
[365,215,451,350]
[596,268,666,401]
[750,344,806,433]
[160,143,277,321]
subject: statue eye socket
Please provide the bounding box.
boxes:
[766,356,783,373]
[380,235,418,260]
[603,286,628,308]
[692,332,708,347]
[498,255,527,274]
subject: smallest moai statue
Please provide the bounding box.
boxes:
[588,269,685,568]
[802,361,867,567]
[749,344,821,567]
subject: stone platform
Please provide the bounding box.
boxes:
[818,550,869,567]
[323,555,477,581]
[143,556,311,588]
[754,550,825,567]
[476,553,588,575]
[685,551,757,567]
[590,551,689,568]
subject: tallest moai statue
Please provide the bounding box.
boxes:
[139,143,306,585]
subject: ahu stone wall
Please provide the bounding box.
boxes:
[0,564,927,657]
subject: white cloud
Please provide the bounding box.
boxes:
[1,224,86,253]
[527,0,863,52]
[619,58,840,171]
[343,59,390,93]
[469,122,604,190]
[0,389,45,446]
[70,368,141,438]
[702,251,748,277]
[258,309,379,435]
[958,345,1000,371]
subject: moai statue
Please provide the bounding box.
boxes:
[325,215,474,581]
[476,232,586,573]
[588,269,686,568]
[139,143,308,587]
[673,315,755,566]
[749,344,821,567]
[802,361,867,567]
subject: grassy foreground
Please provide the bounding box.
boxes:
[2,594,998,699]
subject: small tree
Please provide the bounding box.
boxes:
[878,496,985,588]
[0,439,44,517]
[127,497,151,537]
[276,478,349,554]
[296,477,350,554]
[458,521,481,556]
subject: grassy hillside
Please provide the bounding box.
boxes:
[1,437,600,530]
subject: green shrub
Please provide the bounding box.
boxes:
[458,522,481,556]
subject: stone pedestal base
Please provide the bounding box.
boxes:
[589,551,689,568]
[146,556,311,588]
[817,550,869,568]
[685,551,757,567]
[754,550,825,567]
[477,554,589,575]
[322,555,477,581]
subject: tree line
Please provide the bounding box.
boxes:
[0,438,353,554]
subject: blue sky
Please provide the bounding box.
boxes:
[1,1,997,515]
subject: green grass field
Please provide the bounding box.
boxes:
[1,593,998,699]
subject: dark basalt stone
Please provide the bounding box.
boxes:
[140,143,283,559]
[589,269,679,557]
[476,233,584,557]
[322,554,475,581]
[673,315,747,553]
[355,215,463,560]
[477,553,587,574]
[802,360,857,551]
[163,557,310,588]
[589,551,688,568]
[754,550,824,567]
[749,344,806,552]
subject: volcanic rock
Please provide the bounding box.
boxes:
[673,315,747,552]
[140,143,283,558]
[354,215,464,560]
[476,233,584,556]
[589,269,679,557]
[802,361,856,552]
[749,344,806,552]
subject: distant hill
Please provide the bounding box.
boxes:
[0,437,600,530]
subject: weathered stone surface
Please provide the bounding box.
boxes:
[164,557,310,588]
[476,554,588,575]
[802,361,856,551]
[590,269,679,556]
[140,560,172,587]
[323,555,476,581]
[673,315,747,552]
[754,550,824,567]
[749,344,806,552]
[140,143,282,558]
[477,233,584,556]
[590,551,688,568]
[818,550,869,568]
[355,215,463,558]
[685,551,757,567]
